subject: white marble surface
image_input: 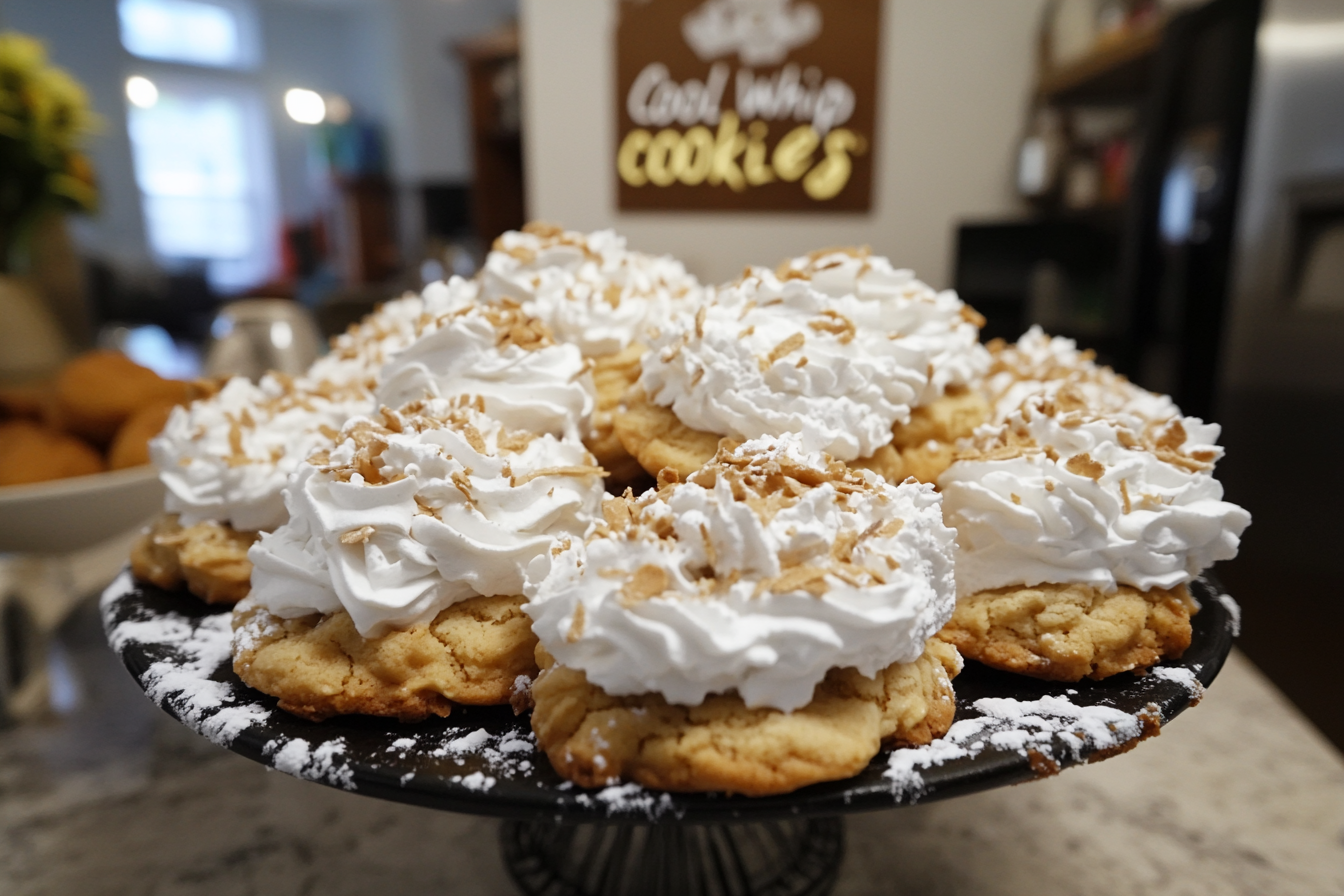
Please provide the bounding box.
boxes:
[0,604,1340,896]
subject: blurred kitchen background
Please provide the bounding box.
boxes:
[0,0,1340,750]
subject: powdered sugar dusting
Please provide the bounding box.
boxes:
[452,771,497,792]
[883,694,1158,803]
[1151,665,1206,702]
[264,737,356,790]
[101,571,271,747]
[567,782,682,820]
[1216,593,1242,637]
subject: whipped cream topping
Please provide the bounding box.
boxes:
[776,247,990,400]
[638,269,941,461]
[983,326,1178,424]
[248,399,606,637]
[527,434,959,712]
[939,389,1250,596]
[376,300,596,442]
[151,375,370,532]
[306,277,479,390]
[482,224,702,357]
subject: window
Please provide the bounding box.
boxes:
[120,0,276,292]
[118,0,257,69]
[127,77,276,290]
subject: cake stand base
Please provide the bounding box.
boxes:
[499,817,846,896]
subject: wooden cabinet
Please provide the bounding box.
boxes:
[455,26,525,247]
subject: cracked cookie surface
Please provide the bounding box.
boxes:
[938,581,1197,681]
[587,343,648,487]
[616,387,988,485]
[231,594,538,722]
[529,639,960,796]
[130,513,257,604]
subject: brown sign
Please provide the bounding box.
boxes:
[615,0,880,212]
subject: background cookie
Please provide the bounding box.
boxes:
[529,640,959,796]
[938,581,1196,681]
[233,594,539,722]
[108,400,178,470]
[0,418,104,485]
[53,350,188,444]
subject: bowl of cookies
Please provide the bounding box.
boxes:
[0,350,189,554]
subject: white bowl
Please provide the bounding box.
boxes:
[0,466,164,555]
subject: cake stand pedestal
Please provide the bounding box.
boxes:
[102,574,1236,896]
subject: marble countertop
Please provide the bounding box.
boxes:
[0,599,1341,896]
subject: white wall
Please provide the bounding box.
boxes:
[521,0,1044,287]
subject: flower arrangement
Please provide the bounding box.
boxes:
[0,32,99,274]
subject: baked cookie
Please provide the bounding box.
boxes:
[529,640,960,795]
[54,350,187,444]
[616,386,985,486]
[938,582,1197,681]
[109,400,177,470]
[612,387,724,480]
[937,389,1249,680]
[587,343,648,486]
[232,594,539,722]
[0,419,104,485]
[130,513,257,605]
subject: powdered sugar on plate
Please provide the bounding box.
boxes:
[1151,665,1206,703]
[883,693,1161,803]
[569,782,682,820]
[1216,593,1242,637]
[264,737,357,790]
[100,571,271,747]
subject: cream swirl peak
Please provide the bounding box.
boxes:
[247,398,606,638]
[526,434,959,712]
[482,224,703,357]
[151,374,370,532]
[776,247,990,400]
[376,299,597,442]
[983,326,1178,424]
[939,387,1250,596]
[638,269,946,460]
[307,276,479,390]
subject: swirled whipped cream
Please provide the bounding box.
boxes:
[939,388,1250,596]
[376,300,596,441]
[307,276,479,389]
[638,269,939,461]
[527,434,958,712]
[482,224,702,357]
[983,326,1178,424]
[151,375,370,532]
[776,247,990,400]
[248,399,606,637]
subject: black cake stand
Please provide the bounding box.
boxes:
[103,574,1236,896]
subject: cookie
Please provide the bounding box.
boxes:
[232,594,539,722]
[53,351,188,444]
[586,343,648,487]
[108,400,177,470]
[612,387,725,480]
[615,387,988,485]
[130,513,257,604]
[529,639,960,796]
[938,581,1197,681]
[890,388,990,451]
[0,419,104,485]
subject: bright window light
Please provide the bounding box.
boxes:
[126,79,278,292]
[118,0,253,68]
[284,88,326,124]
[126,75,159,108]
